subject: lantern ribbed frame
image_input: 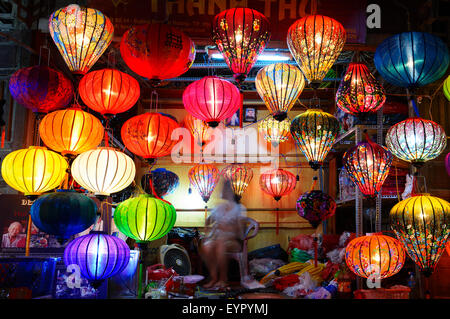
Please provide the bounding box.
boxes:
[222,164,253,200]
[259,168,296,201]
[258,116,291,147]
[141,168,180,197]
[188,163,220,203]
[49,4,114,74]
[296,190,336,228]
[183,113,211,146]
[444,75,450,101]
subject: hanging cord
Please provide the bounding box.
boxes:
[103,117,110,147]
[150,90,159,113]
[395,166,401,202]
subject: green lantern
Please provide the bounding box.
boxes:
[444,75,450,101]
[114,194,177,243]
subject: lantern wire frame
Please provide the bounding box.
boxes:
[258,116,291,147]
[222,164,253,202]
[188,163,220,203]
[259,168,296,201]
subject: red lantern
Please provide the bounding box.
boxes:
[121,113,180,162]
[188,163,220,203]
[259,169,296,201]
[183,76,241,127]
[212,8,271,83]
[78,68,140,116]
[120,23,196,85]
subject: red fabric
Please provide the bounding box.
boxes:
[321,235,341,253]
[288,234,314,252]
[259,169,296,201]
[272,274,300,291]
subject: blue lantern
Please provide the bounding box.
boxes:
[374,32,449,89]
[141,168,179,198]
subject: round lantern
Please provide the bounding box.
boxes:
[49,4,114,74]
[120,23,195,85]
[121,113,179,162]
[336,63,386,116]
[71,147,136,197]
[39,107,104,158]
[343,136,393,198]
[444,75,450,101]
[222,164,253,202]
[188,163,220,203]
[78,68,140,116]
[255,63,305,121]
[258,116,291,147]
[290,109,340,170]
[1,146,68,197]
[64,231,130,288]
[390,194,450,276]
[446,153,450,177]
[30,189,97,243]
[183,76,241,127]
[141,168,179,198]
[374,32,449,89]
[287,15,346,85]
[296,190,336,228]
[345,233,405,279]
[9,65,73,114]
[183,113,211,146]
[114,194,177,243]
[212,8,271,83]
[259,168,296,201]
[385,118,447,167]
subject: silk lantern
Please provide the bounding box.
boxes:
[183,113,211,146]
[446,153,450,177]
[141,168,180,197]
[222,164,253,202]
[188,163,220,203]
[258,116,291,147]
[444,75,450,101]
[259,168,296,201]
[296,190,336,228]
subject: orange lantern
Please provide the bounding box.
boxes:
[259,168,296,201]
[183,113,211,146]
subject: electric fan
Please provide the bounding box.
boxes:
[159,244,191,276]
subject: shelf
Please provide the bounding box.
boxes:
[336,194,398,206]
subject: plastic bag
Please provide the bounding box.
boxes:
[282,272,317,298]
[249,258,286,278]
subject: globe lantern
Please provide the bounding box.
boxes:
[345,233,405,280]
[78,68,140,116]
[290,109,340,170]
[188,163,220,203]
[8,65,73,114]
[296,190,336,228]
[182,76,241,128]
[212,8,271,83]
[444,75,450,101]
[114,194,177,243]
[120,23,195,85]
[374,32,449,89]
[222,164,253,202]
[336,63,386,116]
[259,168,296,201]
[390,194,450,277]
[141,168,180,198]
[385,118,447,168]
[64,231,130,288]
[287,15,347,86]
[183,113,211,146]
[258,116,291,147]
[255,63,305,121]
[71,147,136,197]
[30,189,97,243]
[39,107,104,158]
[121,113,180,162]
[1,146,68,197]
[49,4,114,74]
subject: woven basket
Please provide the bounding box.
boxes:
[354,287,410,299]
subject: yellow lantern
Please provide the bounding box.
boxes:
[222,164,253,201]
[1,146,68,196]
[258,116,291,147]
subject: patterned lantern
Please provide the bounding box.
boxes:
[374,32,449,89]
[343,135,393,198]
[258,116,291,147]
[255,63,305,121]
[114,194,177,243]
[9,65,73,114]
[259,168,296,201]
[188,163,220,203]
[296,190,336,228]
[390,194,450,277]
[336,63,386,116]
[49,4,114,74]
[30,189,97,243]
[222,164,253,201]
[345,233,405,279]
[183,76,241,127]
[287,15,346,85]
[141,168,179,198]
[71,147,136,196]
[78,68,140,116]
[64,231,130,288]
[212,8,271,83]
[120,23,195,85]
[1,146,68,197]
[183,113,211,146]
[385,118,447,168]
[39,107,104,158]
[290,109,340,170]
[446,153,450,177]
[444,75,450,101]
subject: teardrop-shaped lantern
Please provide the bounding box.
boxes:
[114,194,177,243]
[49,4,114,74]
[212,8,271,83]
[258,116,291,147]
[120,23,195,85]
[9,66,73,114]
[336,63,386,116]
[259,168,296,201]
[390,194,450,277]
[222,164,253,202]
[296,190,336,228]
[141,168,180,198]
[287,15,346,85]
[385,118,447,168]
[78,68,140,116]
[188,163,220,203]
[183,76,241,127]
[255,63,305,121]
[444,75,450,101]
[290,109,340,170]
[183,113,211,146]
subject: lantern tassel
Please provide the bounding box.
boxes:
[25,214,32,257]
[0,126,5,148]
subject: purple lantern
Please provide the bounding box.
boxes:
[296,190,336,228]
[446,153,450,177]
